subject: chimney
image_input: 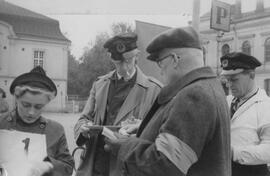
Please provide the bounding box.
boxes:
[235,0,242,18]
[256,0,264,12]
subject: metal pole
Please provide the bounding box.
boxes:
[216,31,224,75]
[192,0,201,32]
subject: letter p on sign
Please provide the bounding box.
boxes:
[210,0,231,32]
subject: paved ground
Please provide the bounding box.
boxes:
[43,112,81,174]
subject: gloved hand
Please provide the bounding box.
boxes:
[28,161,53,176]
[79,121,93,138]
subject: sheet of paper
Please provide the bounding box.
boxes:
[0,129,47,176]
[102,127,117,140]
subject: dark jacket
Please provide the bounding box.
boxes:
[74,67,162,176]
[117,67,231,176]
[0,110,74,176]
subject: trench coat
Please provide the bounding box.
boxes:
[229,89,270,176]
[116,67,231,176]
[0,110,75,176]
[74,67,162,176]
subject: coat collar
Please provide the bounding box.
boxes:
[231,88,269,120]
[157,67,216,104]
[100,66,151,88]
[9,109,48,129]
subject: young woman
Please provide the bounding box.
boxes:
[0,66,74,176]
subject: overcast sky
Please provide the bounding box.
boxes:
[5,0,270,58]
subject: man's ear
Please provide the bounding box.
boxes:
[250,71,255,79]
[171,53,180,68]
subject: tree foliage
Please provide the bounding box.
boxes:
[67,51,80,95]
[67,22,135,98]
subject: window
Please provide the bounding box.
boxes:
[265,38,270,62]
[33,50,44,68]
[242,40,251,55]
[264,79,270,96]
[221,44,230,56]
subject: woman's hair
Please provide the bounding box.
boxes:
[14,86,52,101]
[0,88,6,98]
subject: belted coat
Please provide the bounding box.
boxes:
[74,67,162,176]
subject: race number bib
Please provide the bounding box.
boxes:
[0,129,47,176]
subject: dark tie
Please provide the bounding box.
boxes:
[230,98,240,118]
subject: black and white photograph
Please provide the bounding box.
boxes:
[1,0,270,176]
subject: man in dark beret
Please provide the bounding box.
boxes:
[105,26,231,176]
[74,33,162,176]
[221,52,270,176]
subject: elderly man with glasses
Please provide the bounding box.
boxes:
[104,26,231,176]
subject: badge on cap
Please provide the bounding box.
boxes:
[115,42,126,53]
[221,59,229,68]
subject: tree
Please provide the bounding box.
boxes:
[111,22,134,35]
[67,22,135,97]
[67,51,80,95]
[76,32,114,96]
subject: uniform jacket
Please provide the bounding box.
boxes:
[117,67,231,176]
[229,89,270,176]
[74,66,162,176]
[0,110,74,176]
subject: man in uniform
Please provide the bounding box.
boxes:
[105,27,231,176]
[220,52,270,176]
[74,33,162,176]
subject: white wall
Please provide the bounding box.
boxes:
[0,21,69,112]
[200,15,270,91]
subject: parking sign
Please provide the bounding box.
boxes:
[210,0,231,32]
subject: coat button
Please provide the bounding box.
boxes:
[40,123,46,129]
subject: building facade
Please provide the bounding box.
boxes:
[200,0,270,94]
[0,0,70,111]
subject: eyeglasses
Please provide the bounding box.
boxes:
[157,54,173,68]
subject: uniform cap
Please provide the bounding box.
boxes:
[220,52,261,75]
[104,33,138,61]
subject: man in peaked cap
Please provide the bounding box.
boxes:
[221,52,270,176]
[105,26,231,176]
[74,33,162,176]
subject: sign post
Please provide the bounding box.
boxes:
[192,0,201,32]
[210,0,231,74]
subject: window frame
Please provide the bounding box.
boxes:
[264,79,270,96]
[265,37,270,63]
[242,40,251,55]
[221,44,230,56]
[33,49,45,68]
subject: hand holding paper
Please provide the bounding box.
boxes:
[0,130,47,176]
[102,126,118,140]
[27,161,53,176]
[119,117,142,136]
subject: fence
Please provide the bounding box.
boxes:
[65,95,88,113]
